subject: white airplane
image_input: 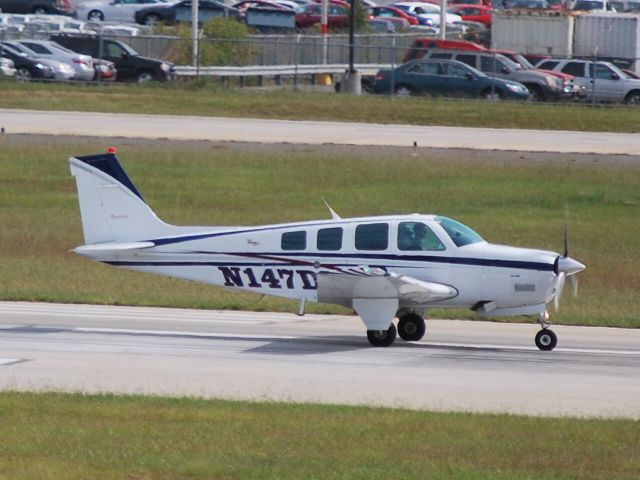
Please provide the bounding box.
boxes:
[70,150,585,350]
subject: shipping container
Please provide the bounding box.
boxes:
[492,12,575,57]
[574,13,640,60]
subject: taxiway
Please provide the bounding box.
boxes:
[1,302,639,418]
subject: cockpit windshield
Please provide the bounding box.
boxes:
[435,216,484,247]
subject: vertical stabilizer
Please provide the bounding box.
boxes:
[69,152,173,244]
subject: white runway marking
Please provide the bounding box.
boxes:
[0,359,26,366]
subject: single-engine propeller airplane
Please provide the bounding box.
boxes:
[70,151,585,350]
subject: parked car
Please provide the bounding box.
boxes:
[536,58,640,103]
[8,39,95,80]
[403,38,485,63]
[1,42,74,80]
[393,2,463,30]
[571,0,616,10]
[372,59,530,100]
[294,2,348,28]
[1,56,17,77]
[0,0,74,14]
[51,34,176,83]
[368,6,419,26]
[133,0,238,25]
[78,0,170,22]
[447,4,493,27]
[93,58,117,81]
[421,49,573,101]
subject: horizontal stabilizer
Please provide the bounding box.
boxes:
[74,241,155,255]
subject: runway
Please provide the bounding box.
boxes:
[1,302,639,418]
[1,108,639,154]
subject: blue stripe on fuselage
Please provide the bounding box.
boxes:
[104,251,553,272]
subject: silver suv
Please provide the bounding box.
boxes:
[536,58,640,104]
[422,49,574,101]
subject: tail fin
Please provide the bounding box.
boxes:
[70,152,173,244]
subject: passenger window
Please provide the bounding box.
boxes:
[480,56,496,72]
[355,223,389,251]
[281,231,306,250]
[538,61,559,70]
[398,222,445,251]
[430,52,453,60]
[449,63,469,78]
[456,54,476,68]
[317,227,343,251]
[561,62,586,77]
[589,63,616,80]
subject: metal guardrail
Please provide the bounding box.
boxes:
[174,64,392,77]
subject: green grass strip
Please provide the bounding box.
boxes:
[1,81,639,132]
[0,391,638,479]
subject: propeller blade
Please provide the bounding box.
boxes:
[554,272,566,312]
[569,275,579,298]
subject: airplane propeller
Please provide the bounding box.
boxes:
[552,207,584,311]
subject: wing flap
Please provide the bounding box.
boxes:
[318,267,458,316]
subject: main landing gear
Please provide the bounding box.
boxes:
[535,311,558,351]
[367,312,426,347]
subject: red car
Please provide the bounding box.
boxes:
[368,6,419,26]
[447,4,493,27]
[295,2,348,28]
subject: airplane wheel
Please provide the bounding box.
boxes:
[367,323,397,347]
[535,329,557,351]
[397,313,426,341]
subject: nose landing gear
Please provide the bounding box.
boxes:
[535,311,557,351]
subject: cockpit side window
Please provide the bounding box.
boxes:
[355,223,389,251]
[435,216,484,247]
[398,222,446,251]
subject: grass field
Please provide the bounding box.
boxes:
[0,391,638,480]
[1,81,640,132]
[1,137,638,327]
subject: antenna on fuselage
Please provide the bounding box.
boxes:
[322,197,341,220]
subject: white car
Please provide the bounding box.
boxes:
[9,40,94,81]
[536,58,640,104]
[78,0,170,22]
[392,2,463,28]
[1,56,17,78]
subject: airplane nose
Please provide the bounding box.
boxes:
[555,256,585,275]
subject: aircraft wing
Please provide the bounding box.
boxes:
[318,267,457,330]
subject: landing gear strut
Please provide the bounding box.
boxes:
[397,313,426,341]
[535,311,557,351]
[367,323,397,347]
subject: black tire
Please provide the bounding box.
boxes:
[143,13,160,25]
[535,329,557,351]
[32,5,49,13]
[136,70,155,84]
[15,68,32,82]
[394,84,414,97]
[88,9,105,21]
[367,323,397,347]
[481,88,503,100]
[624,90,640,105]
[397,313,426,342]
[524,84,544,102]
